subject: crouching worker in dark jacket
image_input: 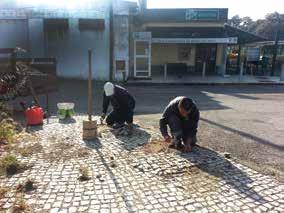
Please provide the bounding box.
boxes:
[101,82,135,130]
[160,96,200,152]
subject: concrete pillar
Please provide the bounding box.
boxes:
[216,44,228,76]
[28,19,44,57]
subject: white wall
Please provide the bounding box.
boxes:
[44,19,110,80]
[152,43,196,66]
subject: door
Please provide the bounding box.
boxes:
[195,44,217,75]
[134,40,151,78]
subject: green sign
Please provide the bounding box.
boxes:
[186,9,220,21]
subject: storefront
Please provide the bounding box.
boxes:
[129,8,264,80]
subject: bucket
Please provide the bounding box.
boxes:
[57,102,75,119]
[83,120,97,140]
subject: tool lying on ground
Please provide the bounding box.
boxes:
[82,49,97,140]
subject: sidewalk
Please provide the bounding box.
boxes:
[127,75,284,85]
[0,116,283,212]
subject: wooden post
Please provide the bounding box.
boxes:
[88,49,93,121]
[109,1,114,81]
[83,49,97,140]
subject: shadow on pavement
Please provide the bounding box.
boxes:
[201,118,284,152]
[58,117,77,124]
[26,125,43,133]
[178,146,268,203]
[110,125,152,151]
[83,137,137,212]
[83,138,102,150]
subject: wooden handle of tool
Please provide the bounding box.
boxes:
[88,49,92,121]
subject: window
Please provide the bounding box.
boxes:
[79,19,105,31]
[44,19,69,41]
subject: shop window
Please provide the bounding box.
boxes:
[178,45,191,61]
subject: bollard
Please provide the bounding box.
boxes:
[164,63,167,80]
[202,62,206,79]
[281,63,284,81]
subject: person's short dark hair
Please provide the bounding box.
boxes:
[181,98,194,112]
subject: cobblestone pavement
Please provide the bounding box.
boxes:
[0,116,283,212]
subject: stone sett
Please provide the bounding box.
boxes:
[0,116,283,213]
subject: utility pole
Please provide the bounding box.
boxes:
[109,0,114,81]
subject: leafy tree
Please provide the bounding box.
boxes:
[228,12,284,39]
[228,15,242,27]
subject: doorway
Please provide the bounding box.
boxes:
[195,44,217,75]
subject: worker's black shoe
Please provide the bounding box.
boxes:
[168,143,176,149]
[176,141,184,150]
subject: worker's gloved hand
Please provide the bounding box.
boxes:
[163,134,171,143]
[100,113,106,121]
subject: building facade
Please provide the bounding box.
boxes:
[0,0,264,81]
[0,0,112,80]
[129,7,237,79]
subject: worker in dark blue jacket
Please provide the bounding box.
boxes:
[160,96,200,152]
[101,82,135,129]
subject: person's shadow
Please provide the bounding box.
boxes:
[83,138,103,150]
[109,124,151,151]
[177,146,268,204]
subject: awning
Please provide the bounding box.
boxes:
[147,27,227,38]
[152,37,238,44]
[224,24,266,44]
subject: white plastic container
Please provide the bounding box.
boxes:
[57,103,75,110]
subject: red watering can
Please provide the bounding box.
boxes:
[24,106,44,126]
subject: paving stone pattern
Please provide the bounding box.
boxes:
[0,116,283,212]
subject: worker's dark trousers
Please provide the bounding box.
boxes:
[106,108,134,126]
[168,115,197,145]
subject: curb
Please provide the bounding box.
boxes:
[126,82,284,86]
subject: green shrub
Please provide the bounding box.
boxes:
[0,154,20,176]
[0,120,15,144]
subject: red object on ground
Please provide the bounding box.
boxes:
[0,85,8,94]
[25,106,44,126]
